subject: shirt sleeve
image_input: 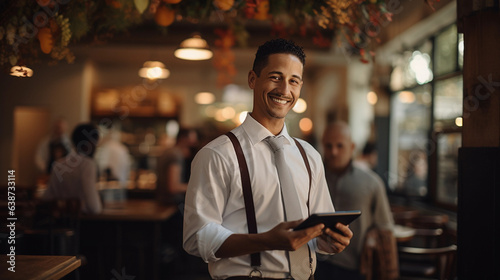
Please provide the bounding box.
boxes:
[183,147,234,263]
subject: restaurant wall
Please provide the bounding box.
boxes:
[0,61,92,186]
[347,60,374,153]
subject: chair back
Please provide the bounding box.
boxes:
[398,244,457,280]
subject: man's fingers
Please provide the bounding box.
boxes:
[335,223,353,238]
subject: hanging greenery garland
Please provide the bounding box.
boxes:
[0,0,439,73]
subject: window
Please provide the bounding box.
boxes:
[389,24,462,210]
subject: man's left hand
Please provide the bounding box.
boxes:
[317,223,353,254]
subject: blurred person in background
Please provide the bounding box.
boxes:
[354,141,378,172]
[35,117,72,175]
[402,150,428,198]
[95,126,131,187]
[156,127,199,206]
[157,127,200,277]
[316,121,396,280]
[43,123,102,214]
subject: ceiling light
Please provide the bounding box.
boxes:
[174,35,213,61]
[10,65,33,77]
[138,61,170,80]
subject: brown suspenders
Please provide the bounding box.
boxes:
[225,132,313,269]
[226,132,261,267]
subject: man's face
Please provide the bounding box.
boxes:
[322,126,355,173]
[248,53,303,121]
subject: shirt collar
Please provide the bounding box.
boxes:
[241,114,292,146]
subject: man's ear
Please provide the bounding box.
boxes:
[248,70,256,89]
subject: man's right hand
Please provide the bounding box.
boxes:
[215,220,325,258]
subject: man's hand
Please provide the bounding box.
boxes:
[317,223,353,254]
[261,220,325,251]
[215,220,325,258]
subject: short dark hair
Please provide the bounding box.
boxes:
[71,123,100,157]
[252,38,306,76]
[362,142,377,156]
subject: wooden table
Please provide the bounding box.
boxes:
[80,199,178,280]
[0,255,81,280]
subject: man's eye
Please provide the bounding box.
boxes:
[290,79,300,84]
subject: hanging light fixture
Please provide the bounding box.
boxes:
[138,61,170,80]
[10,65,33,77]
[174,34,213,61]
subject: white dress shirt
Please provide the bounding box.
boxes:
[183,115,334,279]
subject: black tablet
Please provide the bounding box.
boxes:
[293,210,361,231]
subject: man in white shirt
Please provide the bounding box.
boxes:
[183,39,353,280]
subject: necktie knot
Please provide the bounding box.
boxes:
[265,135,286,153]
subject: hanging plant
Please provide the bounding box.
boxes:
[0,0,440,72]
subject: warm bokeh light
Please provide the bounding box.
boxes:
[293,98,307,113]
[299,117,313,133]
[214,109,226,122]
[399,91,416,104]
[205,105,216,117]
[238,111,248,125]
[194,92,215,104]
[221,106,236,120]
[367,91,378,105]
[10,65,33,77]
[174,48,213,60]
[455,117,463,127]
[138,61,170,80]
[174,35,213,61]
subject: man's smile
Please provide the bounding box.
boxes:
[269,93,292,105]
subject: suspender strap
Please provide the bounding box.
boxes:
[293,138,315,279]
[225,132,313,270]
[293,138,312,216]
[226,132,261,267]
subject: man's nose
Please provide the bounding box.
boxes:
[277,80,290,94]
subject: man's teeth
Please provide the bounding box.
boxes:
[271,97,287,104]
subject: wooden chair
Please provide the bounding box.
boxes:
[398,244,457,280]
[406,214,450,248]
[398,213,457,280]
[391,205,420,227]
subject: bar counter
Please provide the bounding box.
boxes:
[79,199,178,280]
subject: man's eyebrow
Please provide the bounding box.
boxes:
[267,71,303,81]
[267,71,283,76]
